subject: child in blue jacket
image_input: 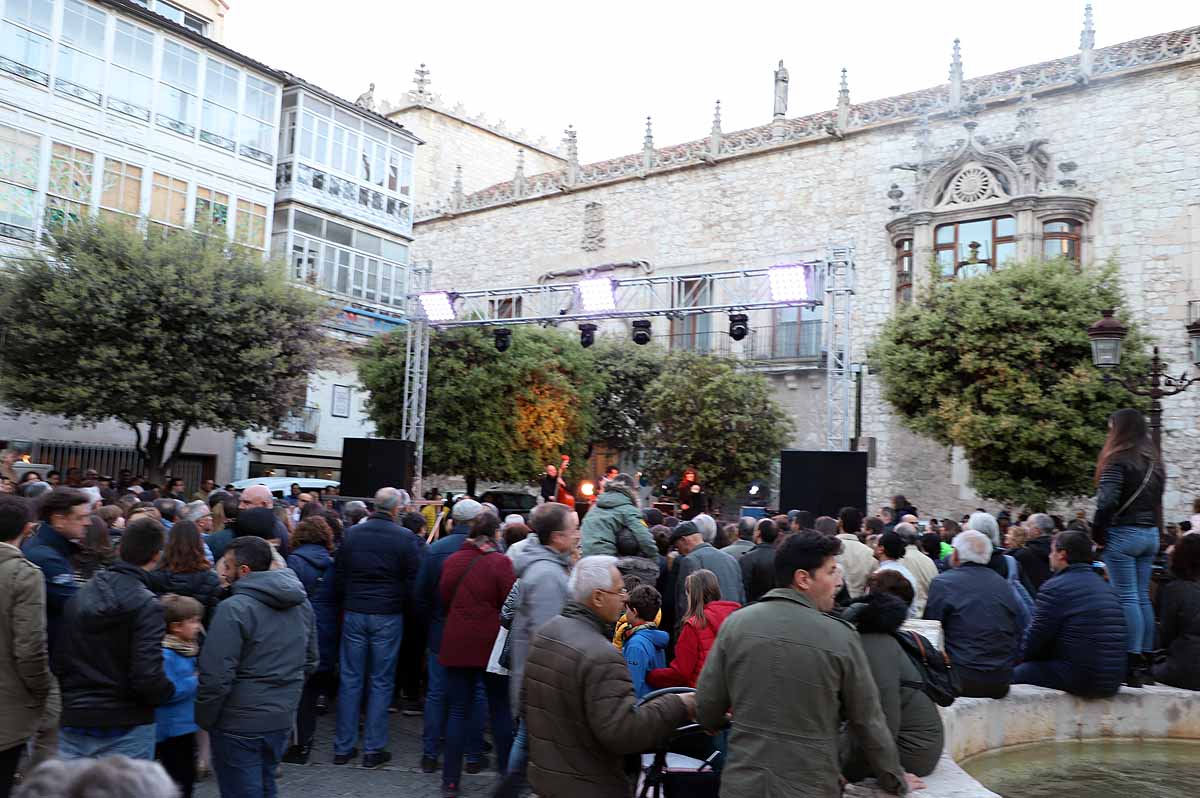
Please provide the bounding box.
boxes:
[622,584,669,699]
[156,594,202,798]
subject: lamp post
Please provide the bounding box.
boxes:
[1086,308,1200,530]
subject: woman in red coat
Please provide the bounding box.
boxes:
[647,569,740,689]
[438,512,516,796]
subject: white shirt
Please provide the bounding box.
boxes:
[877,559,919,617]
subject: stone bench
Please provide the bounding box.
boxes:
[845,683,1200,798]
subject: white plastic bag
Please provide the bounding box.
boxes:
[486,627,509,675]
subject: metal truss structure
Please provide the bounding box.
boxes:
[398,249,856,494]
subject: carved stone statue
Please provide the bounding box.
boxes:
[774,60,789,118]
[354,83,376,111]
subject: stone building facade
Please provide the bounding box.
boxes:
[412,15,1200,519]
[384,65,564,215]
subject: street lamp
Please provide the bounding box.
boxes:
[1087,308,1200,530]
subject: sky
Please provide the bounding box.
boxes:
[224,1,1197,164]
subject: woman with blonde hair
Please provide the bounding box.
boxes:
[647,569,740,688]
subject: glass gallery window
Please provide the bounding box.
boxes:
[934,215,1016,279]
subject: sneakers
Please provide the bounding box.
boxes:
[442,783,459,798]
[333,748,358,765]
[464,755,488,774]
[420,755,438,774]
[362,751,392,769]
[281,745,310,765]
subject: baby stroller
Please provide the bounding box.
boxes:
[637,687,725,798]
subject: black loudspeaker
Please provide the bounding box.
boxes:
[339,438,414,498]
[778,450,868,520]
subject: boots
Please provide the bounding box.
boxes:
[1142,652,1157,686]
[1125,653,1144,688]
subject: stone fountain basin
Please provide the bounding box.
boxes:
[846,684,1200,798]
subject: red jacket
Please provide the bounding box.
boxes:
[647,600,740,688]
[438,540,515,669]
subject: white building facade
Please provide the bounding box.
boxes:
[412,17,1200,519]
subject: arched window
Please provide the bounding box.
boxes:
[895,238,913,304]
[1042,219,1082,262]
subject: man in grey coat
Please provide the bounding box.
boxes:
[670,521,745,630]
[498,502,579,798]
[198,536,317,798]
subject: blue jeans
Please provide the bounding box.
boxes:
[59,723,156,760]
[422,650,485,762]
[210,728,288,798]
[507,719,527,776]
[335,612,404,755]
[443,668,512,789]
[1103,525,1159,652]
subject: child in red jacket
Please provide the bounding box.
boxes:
[647,569,740,689]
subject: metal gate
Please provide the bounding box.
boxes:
[29,441,214,494]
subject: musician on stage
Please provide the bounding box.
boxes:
[539,463,565,504]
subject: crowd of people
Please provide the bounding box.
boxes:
[0,406,1197,798]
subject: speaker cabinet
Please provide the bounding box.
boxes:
[339,438,414,498]
[778,450,868,520]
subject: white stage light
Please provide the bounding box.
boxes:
[418,292,455,321]
[768,265,809,302]
[578,277,616,312]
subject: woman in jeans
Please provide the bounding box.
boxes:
[1092,408,1164,687]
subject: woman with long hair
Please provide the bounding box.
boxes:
[1092,407,1164,687]
[146,520,222,623]
[72,515,116,583]
[647,569,740,688]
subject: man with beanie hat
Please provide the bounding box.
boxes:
[668,521,744,632]
[415,497,487,773]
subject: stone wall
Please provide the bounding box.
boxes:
[388,106,564,209]
[413,60,1200,519]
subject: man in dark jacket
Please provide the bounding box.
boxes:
[198,535,317,797]
[1012,513,1055,594]
[332,486,422,768]
[923,530,1021,698]
[740,517,779,603]
[523,556,694,798]
[53,517,175,760]
[416,497,484,773]
[22,487,90,657]
[670,521,745,628]
[1014,530,1126,697]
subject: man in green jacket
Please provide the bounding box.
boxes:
[696,532,918,797]
[579,475,656,559]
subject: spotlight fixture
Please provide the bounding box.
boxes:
[579,480,596,498]
[579,323,597,348]
[631,319,652,345]
[768,264,809,302]
[493,328,511,352]
[745,479,769,506]
[418,291,456,321]
[728,313,749,341]
[577,277,617,312]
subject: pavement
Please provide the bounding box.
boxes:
[194,706,500,798]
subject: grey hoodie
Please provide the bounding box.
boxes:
[196,568,318,733]
[509,537,572,710]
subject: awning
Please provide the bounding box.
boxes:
[248,443,343,469]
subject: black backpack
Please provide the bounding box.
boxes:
[893,630,960,707]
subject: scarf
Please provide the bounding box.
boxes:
[163,633,199,658]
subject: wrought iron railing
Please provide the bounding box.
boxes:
[272,406,320,443]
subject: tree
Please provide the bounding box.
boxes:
[588,341,664,453]
[868,259,1149,510]
[358,325,601,495]
[642,352,793,507]
[0,220,328,482]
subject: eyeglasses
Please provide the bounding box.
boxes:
[596,587,629,598]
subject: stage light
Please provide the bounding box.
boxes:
[745,478,769,506]
[578,277,616,312]
[418,291,455,321]
[631,320,652,345]
[579,323,597,348]
[493,328,511,352]
[768,265,809,302]
[728,313,749,341]
[579,480,596,498]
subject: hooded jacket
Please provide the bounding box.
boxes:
[842,593,944,778]
[287,544,341,672]
[0,542,54,750]
[523,602,690,798]
[648,600,739,689]
[509,536,571,709]
[52,561,175,728]
[622,625,668,699]
[579,486,657,559]
[195,568,318,733]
